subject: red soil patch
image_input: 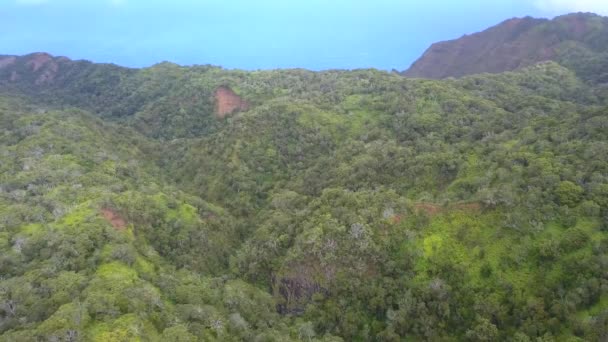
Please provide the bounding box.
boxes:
[214,86,249,119]
[414,202,481,217]
[0,57,16,69]
[414,203,443,216]
[26,53,53,72]
[101,208,127,230]
[452,202,482,212]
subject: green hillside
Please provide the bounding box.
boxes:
[0,52,607,341]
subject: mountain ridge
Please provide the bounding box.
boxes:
[402,12,608,82]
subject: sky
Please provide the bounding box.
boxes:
[1,0,608,70]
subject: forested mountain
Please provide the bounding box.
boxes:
[1,14,608,342]
[403,13,608,83]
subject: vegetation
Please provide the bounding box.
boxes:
[0,49,607,340]
[403,12,608,84]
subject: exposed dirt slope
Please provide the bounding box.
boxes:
[214,86,249,118]
[101,208,127,230]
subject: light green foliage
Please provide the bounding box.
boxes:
[88,313,153,342]
[36,302,89,341]
[161,324,197,342]
[556,181,585,207]
[0,55,606,341]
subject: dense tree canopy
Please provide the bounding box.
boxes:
[0,53,606,341]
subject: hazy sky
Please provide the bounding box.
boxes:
[2,0,607,70]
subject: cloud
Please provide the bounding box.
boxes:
[535,0,608,15]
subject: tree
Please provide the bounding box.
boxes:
[555,181,584,207]
[161,325,197,342]
[465,316,499,341]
